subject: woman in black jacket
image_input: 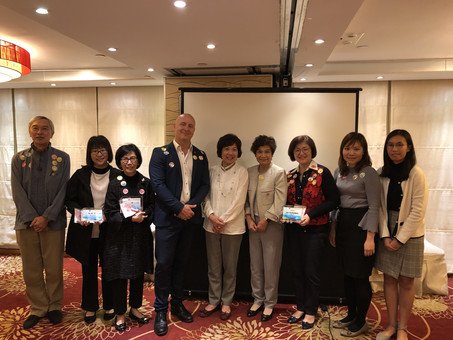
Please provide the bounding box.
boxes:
[66,135,121,323]
[103,144,154,332]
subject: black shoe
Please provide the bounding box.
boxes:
[103,310,115,321]
[171,303,193,323]
[287,312,305,324]
[23,315,41,329]
[47,310,63,324]
[154,311,168,336]
[114,316,127,332]
[246,304,263,317]
[84,312,97,324]
[261,310,274,322]
[302,320,315,329]
[129,310,150,324]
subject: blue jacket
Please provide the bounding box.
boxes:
[149,142,210,226]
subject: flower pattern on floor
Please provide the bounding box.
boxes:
[0,255,451,339]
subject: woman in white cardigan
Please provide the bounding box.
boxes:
[375,129,428,340]
[200,134,248,320]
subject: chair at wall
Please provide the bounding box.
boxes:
[370,239,448,297]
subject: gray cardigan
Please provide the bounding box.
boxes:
[11,145,70,230]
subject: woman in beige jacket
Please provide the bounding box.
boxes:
[245,135,287,322]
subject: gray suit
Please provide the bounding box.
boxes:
[246,163,287,309]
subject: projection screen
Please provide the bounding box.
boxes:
[181,88,360,173]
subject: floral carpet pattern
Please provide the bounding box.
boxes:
[0,255,452,339]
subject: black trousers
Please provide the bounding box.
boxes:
[154,219,196,312]
[111,275,145,315]
[343,275,372,326]
[81,238,113,312]
[286,224,327,316]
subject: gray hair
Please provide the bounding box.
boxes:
[28,116,55,135]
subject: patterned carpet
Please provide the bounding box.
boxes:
[0,255,452,339]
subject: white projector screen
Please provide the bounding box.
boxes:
[181,88,359,173]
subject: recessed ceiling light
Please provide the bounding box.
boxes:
[107,47,117,52]
[174,1,187,8]
[300,78,306,81]
[36,8,48,15]
[314,39,325,45]
[377,76,384,80]
[305,63,314,67]
[50,83,56,87]
[206,43,216,50]
[110,82,116,85]
[147,67,154,72]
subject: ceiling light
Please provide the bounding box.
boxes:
[107,47,117,52]
[314,39,325,45]
[206,43,216,50]
[110,82,116,85]
[0,39,31,83]
[50,83,56,87]
[147,67,154,72]
[35,8,49,15]
[305,63,314,67]
[377,76,384,80]
[174,1,187,8]
[300,77,306,81]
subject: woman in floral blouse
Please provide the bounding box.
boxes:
[285,135,339,330]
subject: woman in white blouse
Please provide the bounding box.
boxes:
[199,134,248,320]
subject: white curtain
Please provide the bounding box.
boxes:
[98,86,164,177]
[391,80,453,272]
[0,86,165,248]
[0,89,16,247]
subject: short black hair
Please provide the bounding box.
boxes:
[216,133,242,158]
[250,135,277,154]
[287,135,317,161]
[338,132,372,176]
[115,144,142,170]
[86,135,113,166]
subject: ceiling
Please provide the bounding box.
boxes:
[1,0,453,89]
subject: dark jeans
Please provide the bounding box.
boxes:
[286,224,327,315]
[154,219,196,312]
[81,238,113,312]
[111,275,144,315]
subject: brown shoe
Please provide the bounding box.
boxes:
[199,304,220,318]
[220,310,231,320]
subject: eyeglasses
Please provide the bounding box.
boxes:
[91,148,108,155]
[295,147,311,153]
[387,143,406,149]
[121,156,138,163]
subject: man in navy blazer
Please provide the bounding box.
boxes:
[149,113,210,336]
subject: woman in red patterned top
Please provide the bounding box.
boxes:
[285,135,340,330]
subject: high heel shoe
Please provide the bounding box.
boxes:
[332,315,355,329]
[114,316,127,332]
[261,309,273,322]
[129,310,150,324]
[246,304,263,317]
[84,311,96,324]
[340,322,368,337]
[287,312,305,324]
